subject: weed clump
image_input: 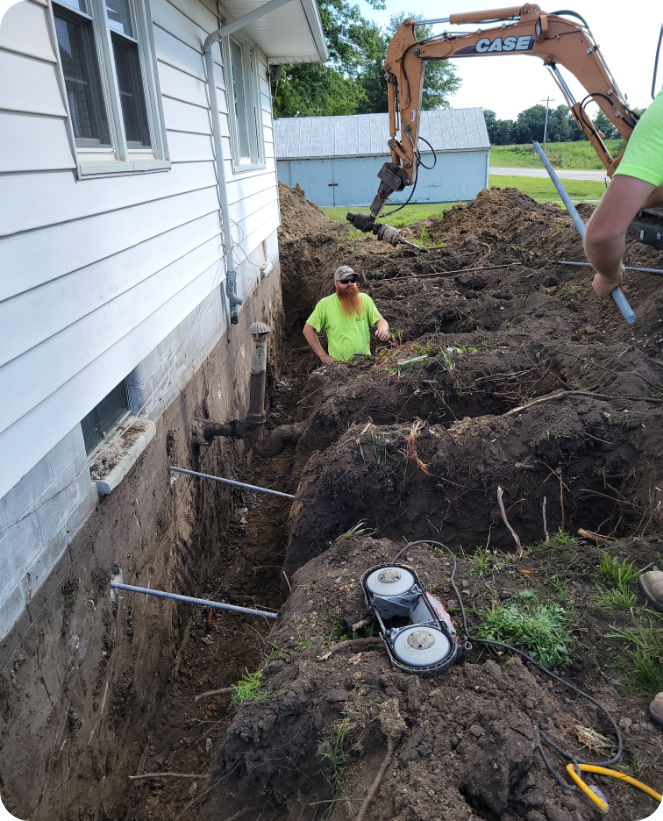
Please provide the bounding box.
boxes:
[607,611,663,696]
[475,590,576,668]
[230,670,267,707]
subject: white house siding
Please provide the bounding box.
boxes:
[0,0,281,639]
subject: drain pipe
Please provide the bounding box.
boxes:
[203,0,292,323]
[201,322,307,455]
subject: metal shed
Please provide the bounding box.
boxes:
[275,109,490,207]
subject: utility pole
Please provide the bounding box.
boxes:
[541,96,555,149]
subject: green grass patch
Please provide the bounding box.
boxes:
[321,201,458,226]
[606,611,663,696]
[599,551,643,587]
[593,585,637,611]
[230,669,268,707]
[318,717,351,803]
[475,590,576,668]
[545,529,583,549]
[489,175,607,203]
[468,547,505,577]
[490,140,625,170]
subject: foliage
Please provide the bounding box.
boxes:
[318,717,351,798]
[485,104,591,146]
[274,5,460,118]
[230,669,268,707]
[546,529,583,548]
[357,13,460,113]
[598,552,642,588]
[469,547,505,576]
[606,611,663,696]
[489,175,607,203]
[594,585,637,610]
[475,591,576,668]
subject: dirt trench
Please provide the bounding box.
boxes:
[127,183,662,821]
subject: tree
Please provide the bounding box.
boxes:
[273,0,385,118]
[593,110,619,140]
[356,12,461,113]
[484,109,513,145]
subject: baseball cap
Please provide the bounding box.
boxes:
[334,265,355,282]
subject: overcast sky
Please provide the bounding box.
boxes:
[357,0,662,120]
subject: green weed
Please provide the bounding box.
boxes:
[475,591,576,668]
[593,586,637,611]
[230,670,268,707]
[599,552,642,588]
[606,611,663,696]
[546,529,583,548]
[469,547,505,577]
[318,717,351,801]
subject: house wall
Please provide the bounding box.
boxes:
[276,149,490,206]
[0,0,280,641]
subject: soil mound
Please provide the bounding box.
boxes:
[206,536,662,821]
[278,181,333,243]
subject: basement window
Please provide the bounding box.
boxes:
[81,378,130,455]
[52,0,169,178]
[224,36,265,171]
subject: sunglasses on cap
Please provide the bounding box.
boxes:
[339,276,358,284]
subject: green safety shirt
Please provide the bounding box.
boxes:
[306,292,383,362]
[614,89,663,187]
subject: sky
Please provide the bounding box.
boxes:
[356,0,663,120]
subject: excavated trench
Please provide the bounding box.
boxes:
[120,184,663,821]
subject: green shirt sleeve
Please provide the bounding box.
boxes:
[362,295,383,327]
[613,90,663,187]
[306,301,326,333]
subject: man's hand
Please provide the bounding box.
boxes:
[592,263,625,299]
[375,318,390,342]
[319,353,338,365]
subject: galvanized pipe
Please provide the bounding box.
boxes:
[110,581,278,618]
[533,141,636,324]
[559,260,663,275]
[170,466,295,499]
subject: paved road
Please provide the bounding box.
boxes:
[490,166,609,182]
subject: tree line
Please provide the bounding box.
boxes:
[273,3,461,118]
[485,104,622,145]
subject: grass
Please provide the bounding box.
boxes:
[475,590,576,668]
[490,139,626,170]
[546,529,583,549]
[598,552,643,588]
[230,669,268,707]
[318,718,351,811]
[594,586,637,611]
[320,175,606,230]
[606,610,663,696]
[468,546,505,577]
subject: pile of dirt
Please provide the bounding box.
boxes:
[205,535,663,821]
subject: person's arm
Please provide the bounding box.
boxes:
[585,174,656,298]
[303,323,337,365]
[375,318,389,341]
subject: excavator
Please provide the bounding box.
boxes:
[346,4,663,250]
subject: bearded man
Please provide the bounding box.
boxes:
[303,266,390,364]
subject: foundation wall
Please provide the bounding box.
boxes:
[0,253,284,821]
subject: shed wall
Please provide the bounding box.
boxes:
[277,150,490,206]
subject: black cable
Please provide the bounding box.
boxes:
[416,135,437,170]
[578,93,637,133]
[381,171,419,218]
[391,539,623,790]
[550,9,591,30]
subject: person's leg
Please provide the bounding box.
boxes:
[639,571,663,726]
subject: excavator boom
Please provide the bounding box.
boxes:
[350,4,641,228]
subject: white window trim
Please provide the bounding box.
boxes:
[222,34,266,174]
[48,0,170,179]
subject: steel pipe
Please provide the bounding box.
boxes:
[110,582,278,618]
[559,260,663,275]
[533,141,635,324]
[170,466,295,499]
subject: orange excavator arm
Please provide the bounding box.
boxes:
[348,4,640,231]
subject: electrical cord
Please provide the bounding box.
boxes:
[415,135,437,170]
[391,539,624,793]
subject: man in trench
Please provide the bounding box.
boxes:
[584,88,663,728]
[303,266,390,365]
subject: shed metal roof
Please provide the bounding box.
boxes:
[274,108,489,159]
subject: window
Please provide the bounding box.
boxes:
[81,378,130,455]
[226,38,264,169]
[52,0,168,176]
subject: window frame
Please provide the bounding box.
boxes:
[222,34,265,173]
[49,0,170,179]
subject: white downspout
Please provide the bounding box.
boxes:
[203,0,292,323]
